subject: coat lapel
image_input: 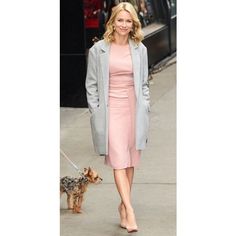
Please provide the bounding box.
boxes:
[98,39,140,105]
[99,41,110,106]
[129,39,140,99]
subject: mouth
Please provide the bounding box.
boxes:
[97,178,103,183]
[94,177,103,183]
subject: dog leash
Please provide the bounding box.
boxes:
[60,148,82,174]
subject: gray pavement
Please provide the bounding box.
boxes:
[60,60,176,236]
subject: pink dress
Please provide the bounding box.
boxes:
[105,43,141,169]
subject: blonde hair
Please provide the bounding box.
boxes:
[103,2,144,44]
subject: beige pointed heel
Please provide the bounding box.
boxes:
[126,227,138,233]
[118,203,127,229]
[126,209,138,233]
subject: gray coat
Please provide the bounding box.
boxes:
[85,39,150,155]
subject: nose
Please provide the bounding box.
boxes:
[122,21,127,27]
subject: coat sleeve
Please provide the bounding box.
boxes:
[142,46,150,111]
[85,46,99,113]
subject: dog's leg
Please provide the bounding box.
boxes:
[67,193,74,209]
[73,196,82,213]
[77,195,84,210]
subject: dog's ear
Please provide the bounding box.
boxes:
[84,168,88,173]
[88,166,92,172]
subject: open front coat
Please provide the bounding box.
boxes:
[85,39,150,155]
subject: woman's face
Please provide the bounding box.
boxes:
[113,10,133,37]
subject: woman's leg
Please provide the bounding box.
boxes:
[126,167,134,189]
[114,169,138,231]
[119,167,135,227]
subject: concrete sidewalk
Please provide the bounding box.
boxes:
[60,60,176,236]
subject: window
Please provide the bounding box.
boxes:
[84,0,103,28]
[170,0,176,16]
[136,0,156,27]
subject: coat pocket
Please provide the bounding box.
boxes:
[136,100,150,148]
[90,107,106,155]
[143,100,150,113]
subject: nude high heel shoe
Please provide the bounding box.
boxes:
[126,210,138,233]
[127,227,138,233]
[118,203,127,229]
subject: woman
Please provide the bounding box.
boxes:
[86,2,150,233]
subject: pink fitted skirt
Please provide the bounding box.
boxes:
[105,78,141,169]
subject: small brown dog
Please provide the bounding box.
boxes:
[60,167,102,213]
